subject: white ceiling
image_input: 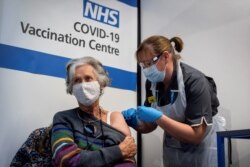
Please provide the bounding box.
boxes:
[141,0,250,36]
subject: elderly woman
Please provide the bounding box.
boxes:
[51,56,136,167]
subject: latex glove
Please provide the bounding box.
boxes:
[122,108,139,129]
[137,106,163,122]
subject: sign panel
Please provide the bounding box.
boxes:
[0,0,137,166]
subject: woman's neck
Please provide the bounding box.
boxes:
[79,103,101,119]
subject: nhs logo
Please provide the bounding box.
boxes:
[83,0,120,28]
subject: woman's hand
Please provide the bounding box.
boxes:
[119,136,137,160]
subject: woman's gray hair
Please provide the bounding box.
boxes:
[66,56,110,94]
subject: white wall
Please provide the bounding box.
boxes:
[140,0,250,166]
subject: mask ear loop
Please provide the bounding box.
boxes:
[155,51,168,71]
[100,87,104,96]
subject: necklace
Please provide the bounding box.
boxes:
[77,108,103,124]
[77,107,105,150]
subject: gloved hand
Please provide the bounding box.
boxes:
[122,108,139,129]
[137,106,163,122]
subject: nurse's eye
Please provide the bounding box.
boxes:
[145,61,153,67]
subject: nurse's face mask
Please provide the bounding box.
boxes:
[140,51,167,83]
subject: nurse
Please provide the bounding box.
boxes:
[123,35,223,167]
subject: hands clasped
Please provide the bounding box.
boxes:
[119,136,137,159]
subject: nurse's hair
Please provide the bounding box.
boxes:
[66,56,110,94]
[136,35,184,62]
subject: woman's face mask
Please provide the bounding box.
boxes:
[142,60,166,83]
[72,81,100,106]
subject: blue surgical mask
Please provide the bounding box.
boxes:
[142,63,166,82]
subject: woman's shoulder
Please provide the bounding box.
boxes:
[110,111,123,118]
[109,111,131,136]
[54,108,78,116]
[53,108,79,123]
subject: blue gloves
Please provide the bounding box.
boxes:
[122,108,139,129]
[122,106,163,128]
[137,106,163,122]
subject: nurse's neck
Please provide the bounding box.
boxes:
[163,61,174,91]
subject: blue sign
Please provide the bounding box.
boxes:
[83,0,120,28]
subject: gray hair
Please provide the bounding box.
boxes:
[66,56,110,94]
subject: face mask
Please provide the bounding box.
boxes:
[72,81,100,106]
[142,63,166,83]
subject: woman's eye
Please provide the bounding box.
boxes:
[73,78,81,84]
[85,76,93,82]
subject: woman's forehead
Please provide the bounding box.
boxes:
[75,64,96,76]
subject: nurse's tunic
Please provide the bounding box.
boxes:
[144,61,223,167]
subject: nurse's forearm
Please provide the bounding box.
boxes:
[156,115,206,144]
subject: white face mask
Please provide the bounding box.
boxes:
[72,81,101,106]
[142,63,166,83]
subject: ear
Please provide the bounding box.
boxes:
[162,51,170,64]
[162,51,170,59]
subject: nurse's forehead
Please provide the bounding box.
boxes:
[137,51,155,61]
